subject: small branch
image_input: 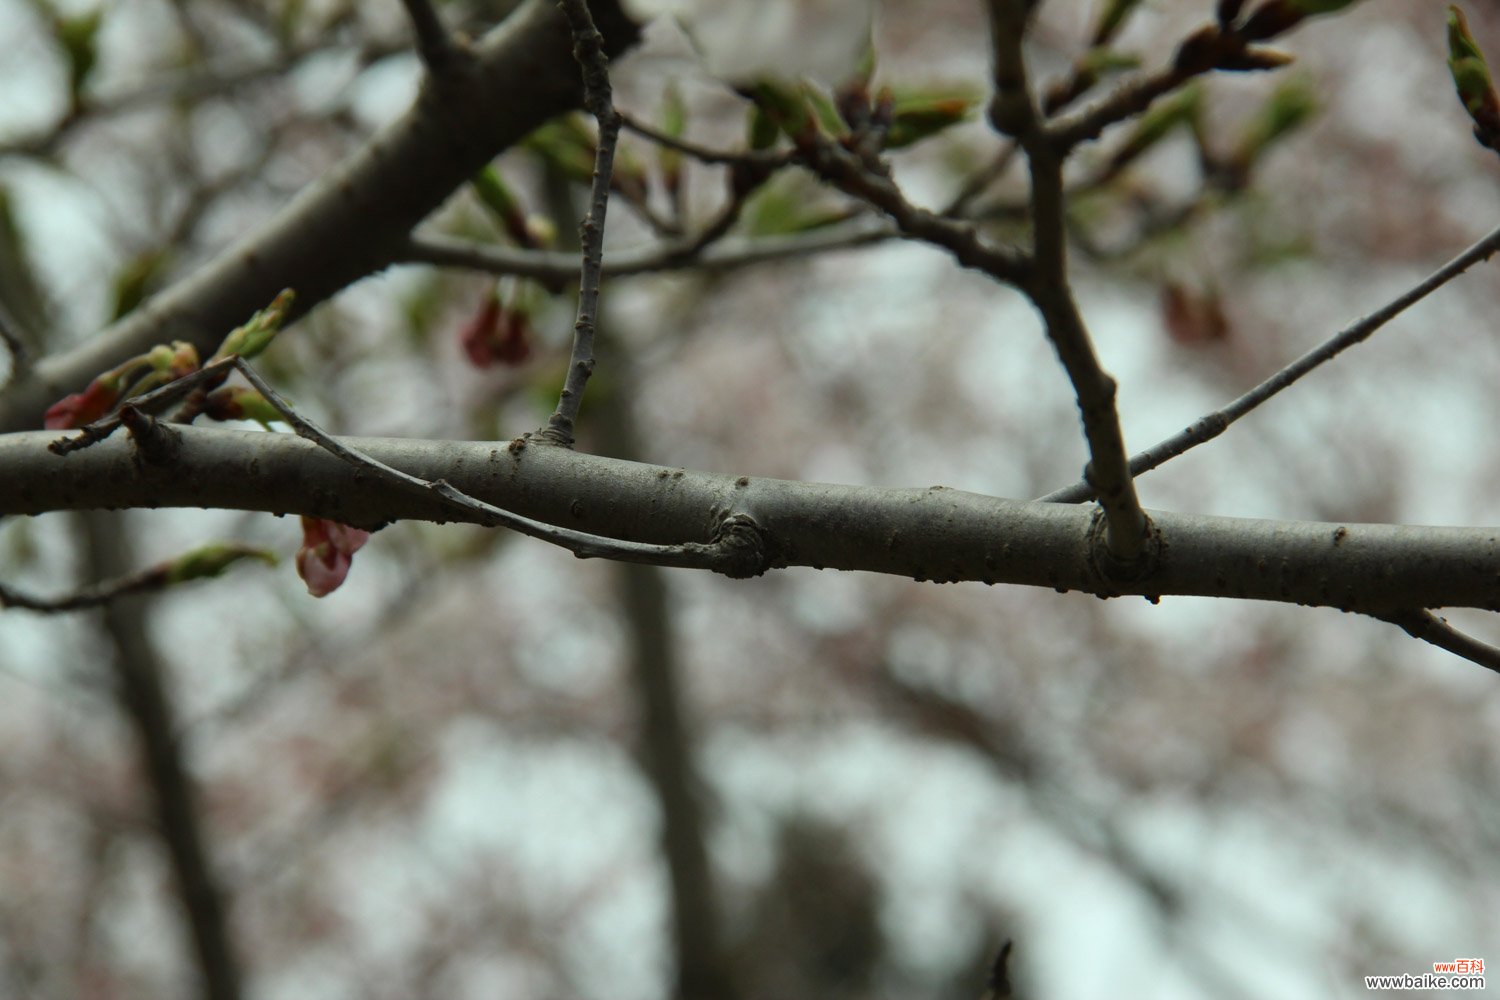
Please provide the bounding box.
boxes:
[1377,610,1500,675]
[942,143,1021,217]
[620,112,790,170]
[0,36,407,159]
[541,0,622,447]
[1040,221,1500,503]
[398,0,462,74]
[798,138,1031,285]
[985,0,1149,564]
[1,572,174,613]
[231,360,768,577]
[0,542,271,613]
[0,303,28,382]
[1048,63,1193,152]
[0,3,644,434]
[1047,21,1269,153]
[399,218,896,278]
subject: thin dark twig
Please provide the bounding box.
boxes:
[541,0,621,447]
[0,543,271,613]
[1040,222,1500,503]
[798,138,1030,283]
[230,360,765,575]
[1377,609,1500,675]
[1048,62,1193,152]
[0,36,407,159]
[942,143,1020,217]
[399,218,895,279]
[620,112,790,169]
[398,0,461,74]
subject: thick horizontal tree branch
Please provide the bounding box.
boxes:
[3,426,1500,613]
[0,0,640,434]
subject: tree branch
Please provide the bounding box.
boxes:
[986,0,1149,565]
[226,360,767,577]
[398,0,462,74]
[1040,221,1500,503]
[541,0,622,446]
[0,0,641,433]
[1376,610,1500,675]
[396,219,898,279]
[7,425,1500,616]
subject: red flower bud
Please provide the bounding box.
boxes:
[459,295,533,369]
[43,375,125,429]
[295,517,370,597]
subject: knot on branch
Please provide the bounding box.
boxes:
[712,512,769,579]
[1087,506,1162,588]
[120,405,182,465]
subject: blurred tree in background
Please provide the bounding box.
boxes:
[1,1,1498,998]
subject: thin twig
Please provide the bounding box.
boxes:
[1040,222,1500,503]
[0,543,271,613]
[541,0,622,447]
[400,217,895,278]
[0,303,28,382]
[942,143,1021,217]
[230,360,767,575]
[398,0,461,74]
[620,112,790,169]
[1048,62,1193,153]
[797,138,1030,284]
[1377,609,1500,675]
[0,36,406,159]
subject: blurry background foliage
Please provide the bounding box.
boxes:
[1,1,1499,999]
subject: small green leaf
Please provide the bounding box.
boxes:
[884,91,977,149]
[211,289,296,361]
[1448,5,1500,148]
[1235,77,1318,162]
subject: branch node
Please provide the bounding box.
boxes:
[120,404,182,464]
[1087,506,1161,587]
[711,512,769,579]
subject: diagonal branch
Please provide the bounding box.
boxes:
[1376,609,1500,675]
[1040,221,1500,503]
[397,218,897,279]
[228,360,767,577]
[0,0,641,434]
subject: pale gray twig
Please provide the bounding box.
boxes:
[1041,222,1500,503]
[230,359,765,575]
[1377,609,1500,675]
